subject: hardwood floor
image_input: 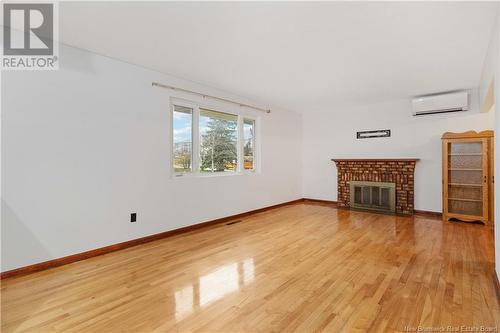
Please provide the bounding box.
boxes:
[1,203,499,332]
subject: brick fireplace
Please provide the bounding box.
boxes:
[332,159,419,215]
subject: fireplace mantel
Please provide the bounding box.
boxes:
[332,158,419,215]
[332,158,420,162]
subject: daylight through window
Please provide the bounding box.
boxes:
[200,109,238,173]
[173,105,193,173]
[243,119,255,170]
[172,103,257,176]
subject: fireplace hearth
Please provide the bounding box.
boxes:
[332,158,419,215]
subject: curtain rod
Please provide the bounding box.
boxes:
[152,82,271,114]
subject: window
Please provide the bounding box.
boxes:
[243,119,255,170]
[199,109,238,173]
[171,102,257,176]
[172,105,193,173]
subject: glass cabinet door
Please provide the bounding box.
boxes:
[446,140,484,217]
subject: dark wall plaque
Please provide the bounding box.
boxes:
[356,129,391,139]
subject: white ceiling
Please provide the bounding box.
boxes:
[59,2,498,113]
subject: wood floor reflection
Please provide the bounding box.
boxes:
[1,203,499,332]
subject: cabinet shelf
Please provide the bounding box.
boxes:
[448,197,482,202]
[449,168,482,171]
[448,183,483,187]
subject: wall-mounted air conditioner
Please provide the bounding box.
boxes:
[412,91,469,116]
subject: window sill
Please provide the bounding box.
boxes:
[172,170,257,179]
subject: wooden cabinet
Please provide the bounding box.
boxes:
[442,130,494,224]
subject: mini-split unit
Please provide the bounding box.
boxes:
[412,91,469,116]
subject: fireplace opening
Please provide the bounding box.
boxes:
[349,181,396,213]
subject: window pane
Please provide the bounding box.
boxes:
[173,105,192,173]
[243,119,255,170]
[199,108,238,173]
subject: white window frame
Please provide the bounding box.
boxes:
[170,97,260,178]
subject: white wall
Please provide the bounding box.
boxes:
[479,3,500,277]
[492,7,500,276]
[1,44,303,272]
[302,94,494,212]
[479,11,499,112]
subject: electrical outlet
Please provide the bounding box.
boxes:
[130,213,137,223]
